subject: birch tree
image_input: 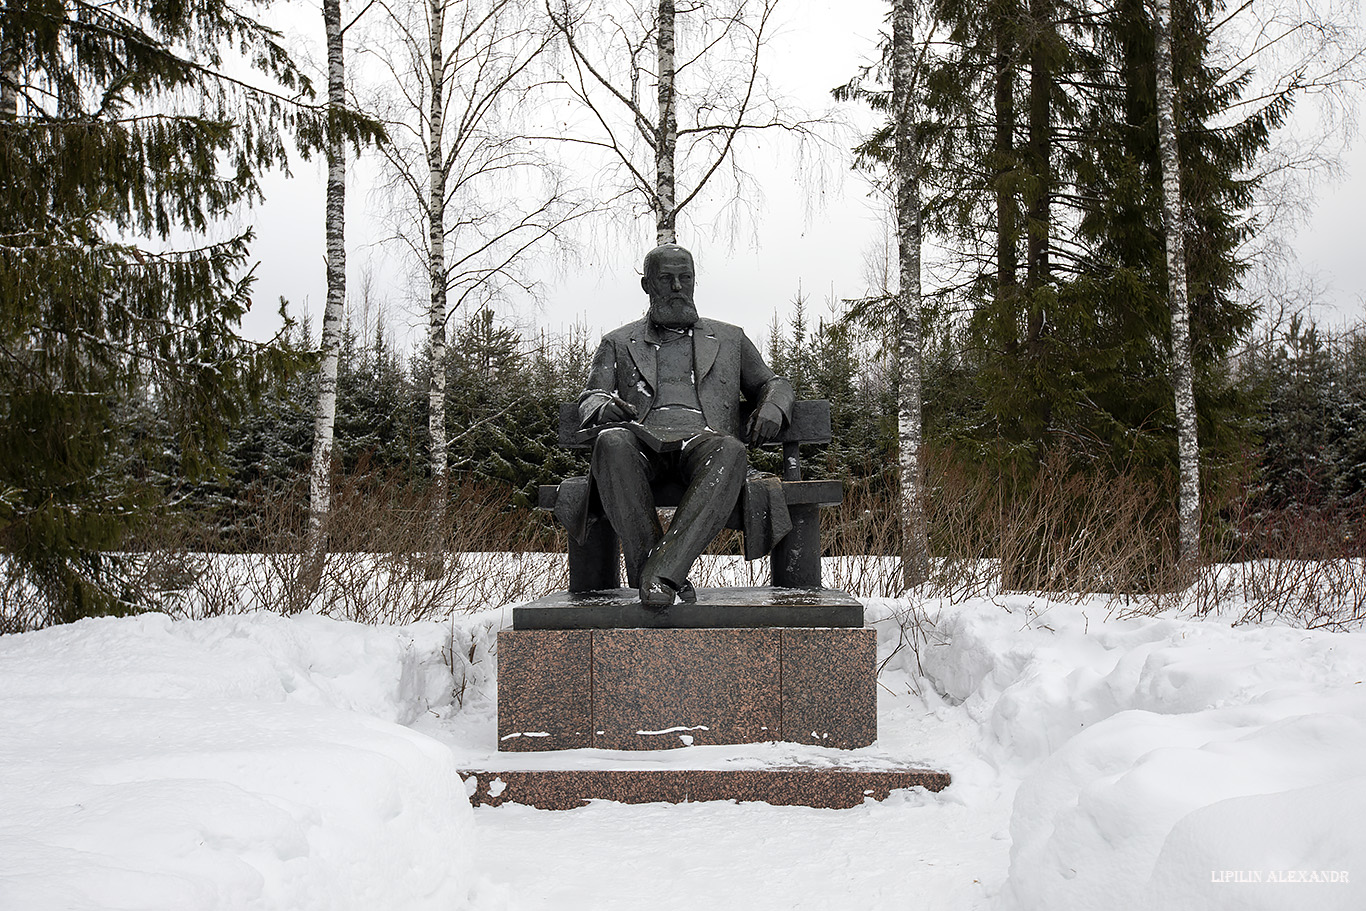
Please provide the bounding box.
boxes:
[1154,0,1200,571]
[833,2,941,589]
[366,0,587,497]
[308,0,352,556]
[545,0,823,245]
[890,0,929,587]
[1149,0,1364,573]
[0,2,15,120]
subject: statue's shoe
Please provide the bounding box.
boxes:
[640,579,676,610]
[677,579,697,602]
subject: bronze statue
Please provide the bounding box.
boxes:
[577,244,794,608]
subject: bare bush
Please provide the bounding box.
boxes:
[1183,484,1366,629]
[814,449,1366,629]
[127,474,568,624]
[817,448,1182,602]
[10,449,1364,633]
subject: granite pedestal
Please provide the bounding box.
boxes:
[483,586,953,808]
[498,587,875,752]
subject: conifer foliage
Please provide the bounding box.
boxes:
[1240,318,1366,541]
[0,0,352,623]
[838,0,1281,489]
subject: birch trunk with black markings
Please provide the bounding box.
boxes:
[1155,0,1200,573]
[892,0,928,588]
[308,0,349,561]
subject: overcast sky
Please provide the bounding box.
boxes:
[236,0,1366,351]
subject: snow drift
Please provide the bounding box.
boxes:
[877,597,1366,910]
[0,612,484,911]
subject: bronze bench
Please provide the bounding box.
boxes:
[537,400,843,590]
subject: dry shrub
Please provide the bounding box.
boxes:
[817,448,1181,602]
[688,552,770,588]
[1192,559,1366,630]
[1183,487,1366,629]
[820,451,1365,628]
[980,452,1182,597]
[15,447,1363,632]
[201,456,1364,627]
[129,473,569,624]
[1,534,216,634]
[819,481,909,598]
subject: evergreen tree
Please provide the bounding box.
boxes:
[1241,317,1366,532]
[437,309,585,507]
[1338,329,1366,503]
[0,0,364,624]
[841,0,1270,482]
[768,296,888,481]
[204,318,317,549]
[334,321,422,481]
[1066,0,1269,471]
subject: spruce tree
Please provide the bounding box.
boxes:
[842,1,1268,475]
[0,0,369,625]
[1242,316,1366,548]
[334,322,422,482]
[1338,329,1366,503]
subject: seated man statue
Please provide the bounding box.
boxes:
[578,243,794,608]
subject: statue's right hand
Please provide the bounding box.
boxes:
[594,394,637,424]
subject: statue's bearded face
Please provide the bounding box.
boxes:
[643,248,698,329]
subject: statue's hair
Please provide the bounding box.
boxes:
[642,244,694,279]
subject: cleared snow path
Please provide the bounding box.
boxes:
[430,601,1015,910]
[471,788,1003,911]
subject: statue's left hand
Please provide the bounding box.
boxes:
[747,402,784,445]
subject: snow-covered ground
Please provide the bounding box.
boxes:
[3,590,1365,909]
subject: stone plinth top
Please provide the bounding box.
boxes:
[513,586,862,630]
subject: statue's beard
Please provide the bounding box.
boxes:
[649,297,698,330]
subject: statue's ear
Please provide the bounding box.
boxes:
[640,275,649,294]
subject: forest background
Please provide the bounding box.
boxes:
[2,0,1366,631]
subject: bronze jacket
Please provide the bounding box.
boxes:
[577,317,795,434]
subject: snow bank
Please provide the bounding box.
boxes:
[0,612,490,911]
[11,590,1365,911]
[875,597,1366,911]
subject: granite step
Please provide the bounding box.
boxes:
[460,765,951,810]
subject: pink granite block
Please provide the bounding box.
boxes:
[592,628,781,750]
[780,628,876,748]
[461,767,952,809]
[497,630,592,751]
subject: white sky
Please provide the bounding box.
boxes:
[236,0,1366,351]
[1294,136,1366,326]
